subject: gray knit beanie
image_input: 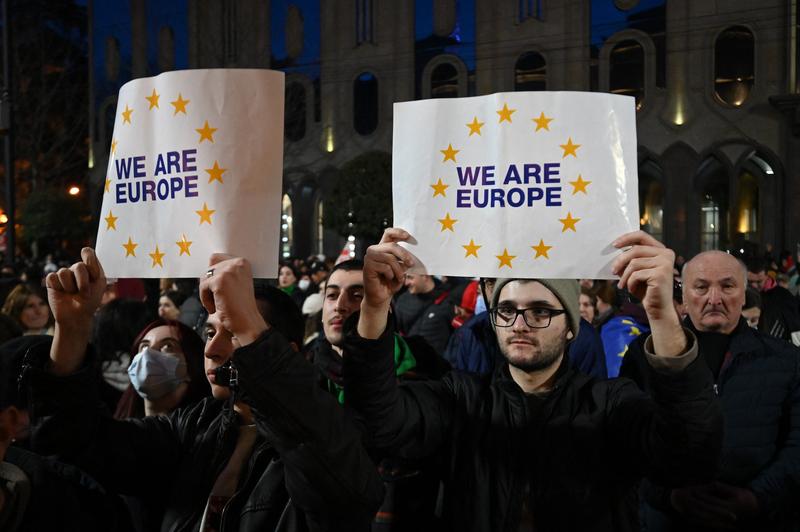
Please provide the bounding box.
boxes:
[490,278,581,340]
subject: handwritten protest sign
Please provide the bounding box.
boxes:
[392,92,639,279]
[95,69,284,278]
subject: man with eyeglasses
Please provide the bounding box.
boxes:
[342,228,722,531]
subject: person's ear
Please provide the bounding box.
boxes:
[566,330,574,341]
[289,341,300,353]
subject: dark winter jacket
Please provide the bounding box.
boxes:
[343,320,722,532]
[393,283,455,355]
[22,331,383,532]
[620,318,800,531]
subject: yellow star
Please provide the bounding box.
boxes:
[531,239,552,259]
[149,245,165,268]
[569,174,591,195]
[462,239,481,258]
[104,178,111,193]
[171,93,190,115]
[560,137,581,158]
[438,213,457,232]
[532,111,553,132]
[176,234,193,256]
[196,202,215,225]
[496,248,516,269]
[196,120,217,143]
[430,178,449,198]
[205,161,227,184]
[496,103,516,123]
[104,210,118,231]
[122,237,138,257]
[145,88,160,109]
[466,116,484,136]
[111,139,118,154]
[440,143,459,163]
[121,104,133,125]
[559,212,581,232]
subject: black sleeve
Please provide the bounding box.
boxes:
[231,329,384,520]
[342,316,456,459]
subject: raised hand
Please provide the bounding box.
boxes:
[47,247,107,375]
[358,228,417,340]
[199,254,268,347]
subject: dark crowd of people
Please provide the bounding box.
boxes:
[0,235,797,531]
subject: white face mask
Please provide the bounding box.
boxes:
[127,347,188,400]
[298,279,311,291]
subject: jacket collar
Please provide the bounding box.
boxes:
[685,316,763,357]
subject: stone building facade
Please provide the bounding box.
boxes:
[89,0,800,261]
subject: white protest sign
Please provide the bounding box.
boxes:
[95,69,284,278]
[392,92,639,279]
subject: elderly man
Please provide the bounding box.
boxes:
[621,250,800,531]
[342,229,722,531]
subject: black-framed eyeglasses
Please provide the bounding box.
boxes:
[489,306,567,328]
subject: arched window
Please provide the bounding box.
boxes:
[714,26,754,107]
[353,72,378,135]
[609,40,645,110]
[315,198,324,254]
[514,52,546,91]
[700,194,720,251]
[735,171,758,241]
[285,82,306,142]
[281,194,293,259]
[518,0,543,22]
[639,179,663,241]
[431,63,459,98]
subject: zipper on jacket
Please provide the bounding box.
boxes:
[714,351,734,396]
[217,443,267,531]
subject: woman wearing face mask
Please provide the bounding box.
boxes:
[114,319,209,419]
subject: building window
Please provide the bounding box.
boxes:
[281,194,293,259]
[735,171,759,242]
[316,199,324,255]
[518,0,543,22]
[356,0,374,45]
[610,40,645,110]
[353,72,378,135]
[285,82,306,142]
[431,63,459,98]
[715,26,754,107]
[514,52,546,91]
[700,194,720,251]
[639,178,663,241]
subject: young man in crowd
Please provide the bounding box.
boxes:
[342,228,722,531]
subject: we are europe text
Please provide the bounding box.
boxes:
[455,162,562,208]
[113,149,200,204]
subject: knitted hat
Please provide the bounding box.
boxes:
[490,278,581,339]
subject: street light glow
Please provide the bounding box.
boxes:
[68,185,80,196]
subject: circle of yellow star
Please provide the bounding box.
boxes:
[438,213,457,232]
[171,93,190,115]
[111,139,118,154]
[559,212,581,232]
[560,137,581,158]
[176,234,193,256]
[531,239,552,259]
[104,210,118,231]
[440,143,459,163]
[430,178,449,198]
[149,245,165,268]
[205,161,227,184]
[532,112,553,132]
[146,89,160,110]
[121,104,133,125]
[466,117,484,136]
[496,103,516,123]
[122,237,138,257]
[104,178,111,193]
[196,120,218,143]
[196,202,216,225]
[462,239,481,258]
[496,248,516,268]
[569,174,591,195]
